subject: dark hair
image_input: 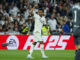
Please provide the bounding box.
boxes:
[39,8,44,12]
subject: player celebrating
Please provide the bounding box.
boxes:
[68,0,80,60]
[27,4,48,59]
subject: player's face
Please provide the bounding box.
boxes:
[38,10,44,17]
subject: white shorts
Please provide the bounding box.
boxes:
[33,32,42,42]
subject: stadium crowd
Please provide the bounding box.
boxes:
[0,0,75,35]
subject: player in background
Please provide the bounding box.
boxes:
[68,0,80,60]
[27,4,48,59]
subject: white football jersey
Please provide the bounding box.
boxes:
[33,12,46,34]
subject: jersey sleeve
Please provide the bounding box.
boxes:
[40,17,47,25]
[43,17,47,25]
[33,11,37,18]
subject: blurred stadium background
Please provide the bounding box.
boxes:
[0,0,77,35]
[0,0,77,60]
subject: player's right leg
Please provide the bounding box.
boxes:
[27,32,38,59]
[27,42,37,59]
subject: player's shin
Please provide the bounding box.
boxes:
[28,44,34,56]
[75,45,78,54]
[40,44,46,56]
[78,45,80,49]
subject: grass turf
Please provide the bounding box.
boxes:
[0,50,75,60]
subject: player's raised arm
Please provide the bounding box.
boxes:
[29,4,37,16]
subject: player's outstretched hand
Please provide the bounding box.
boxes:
[34,4,38,8]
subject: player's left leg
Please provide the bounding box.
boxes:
[75,45,80,60]
[75,38,80,60]
[75,45,78,54]
[37,33,48,58]
[39,41,48,58]
[74,35,78,54]
[37,34,48,58]
[27,32,38,59]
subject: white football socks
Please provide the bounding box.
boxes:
[28,44,46,57]
[40,44,46,56]
[29,44,34,56]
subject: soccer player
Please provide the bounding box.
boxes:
[27,4,48,59]
[68,0,80,60]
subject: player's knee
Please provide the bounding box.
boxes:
[33,42,37,45]
[39,41,43,44]
[75,45,79,50]
[78,45,80,49]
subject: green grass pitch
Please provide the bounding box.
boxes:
[0,50,75,60]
